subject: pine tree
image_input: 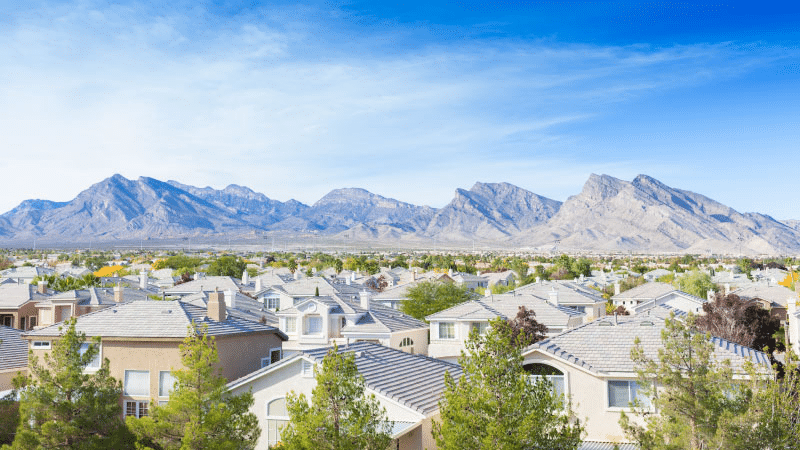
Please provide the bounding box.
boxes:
[126,324,260,450]
[6,318,134,449]
[433,318,583,450]
[280,345,392,450]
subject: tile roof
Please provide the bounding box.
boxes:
[426,294,584,329]
[526,314,771,375]
[579,442,638,450]
[181,292,278,326]
[732,284,798,308]
[343,304,427,334]
[611,282,676,301]
[303,342,463,415]
[0,283,49,309]
[514,280,606,304]
[0,325,27,371]
[164,276,241,294]
[23,300,285,339]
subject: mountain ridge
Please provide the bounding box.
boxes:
[1,174,797,254]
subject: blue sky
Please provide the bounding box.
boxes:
[1,1,799,219]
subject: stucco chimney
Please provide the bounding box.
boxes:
[294,271,299,280]
[535,276,540,284]
[254,277,262,292]
[448,268,453,277]
[114,284,123,303]
[242,270,250,285]
[548,288,560,306]
[351,271,356,282]
[724,283,730,296]
[412,270,417,281]
[207,289,226,322]
[707,290,715,302]
[485,287,492,297]
[139,270,148,290]
[614,282,620,296]
[346,276,351,285]
[359,290,371,310]
[38,280,48,295]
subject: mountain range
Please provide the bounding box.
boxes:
[1,173,797,254]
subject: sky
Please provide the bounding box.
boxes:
[1,1,799,218]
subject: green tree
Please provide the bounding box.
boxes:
[126,324,260,450]
[7,318,133,449]
[287,259,297,274]
[673,270,716,299]
[433,318,583,450]
[281,345,392,450]
[0,392,19,446]
[206,256,247,278]
[400,281,473,321]
[333,259,343,273]
[620,314,750,450]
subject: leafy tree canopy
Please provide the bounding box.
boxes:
[206,255,247,278]
[400,281,474,321]
[673,270,717,299]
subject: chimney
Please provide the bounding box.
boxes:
[707,290,714,302]
[294,271,299,280]
[114,283,123,303]
[535,276,541,284]
[351,272,356,282]
[580,274,584,281]
[359,290,371,310]
[724,283,730,296]
[254,277,262,292]
[139,270,148,290]
[476,271,481,276]
[38,280,48,295]
[614,312,618,326]
[242,270,250,285]
[485,287,492,297]
[225,289,235,309]
[548,288,559,306]
[614,282,620,296]
[448,268,453,277]
[194,272,200,280]
[412,270,417,281]
[207,289,226,322]
[346,276,351,286]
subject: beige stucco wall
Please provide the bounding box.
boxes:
[231,358,431,450]
[388,327,429,356]
[0,368,26,391]
[0,301,38,330]
[523,351,644,444]
[216,333,285,382]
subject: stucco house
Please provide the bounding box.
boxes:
[523,311,771,445]
[276,291,429,356]
[35,285,154,329]
[23,292,287,419]
[611,282,706,316]
[514,280,607,320]
[426,293,585,362]
[0,282,53,330]
[227,341,462,450]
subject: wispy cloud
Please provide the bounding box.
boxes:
[0,1,795,214]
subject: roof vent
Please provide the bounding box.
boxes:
[599,321,613,326]
[640,321,654,326]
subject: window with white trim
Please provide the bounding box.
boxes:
[400,337,414,347]
[471,322,488,336]
[159,371,176,398]
[607,380,650,408]
[305,316,322,334]
[79,342,101,370]
[32,341,51,350]
[438,322,455,340]
[283,317,297,333]
[125,400,149,418]
[266,397,289,447]
[265,296,280,310]
[124,370,150,397]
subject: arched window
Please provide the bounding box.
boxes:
[266,397,289,447]
[523,363,565,399]
[400,337,414,347]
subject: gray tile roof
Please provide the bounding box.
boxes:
[164,276,241,294]
[0,325,27,371]
[181,292,278,326]
[303,342,463,415]
[426,294,584,330]
[514,280,606,305]
[611,282,676,301]
[0,283,49,309]
[37,286,153,307]
[732,284,797,308]
[527,314,771,375]
[343,304,427,334]
[579,442,637,450]
[23,300,285,340]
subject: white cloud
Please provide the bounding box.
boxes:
[0,2,795,217]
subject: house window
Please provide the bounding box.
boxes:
[159,371,176,398]
[270,348,282,364]
[20,317,26,330]
[28,316,36,328]
[79,343,101,370]
[529,375,565,399]
[471,322,489,336]
[438,322,455,340]
[305,316,322,334]
[125,400,149,418]
[0,316,11,327]
[301,360,314,377]
[266,297,280,310]
[32,341,51,350]
[283,317,297,333]
[400,337,414,347]
[124,370,150,397]
[341,317,347,328]
[266,397,289,447]
[607,380,649,408]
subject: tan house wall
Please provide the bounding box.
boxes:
[388,327,429,356]
[0,368,26,391]
[216,333,285,382]
[0,301,39,330]
[523,352,645,444]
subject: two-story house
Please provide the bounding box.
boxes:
[513,280,607,320]
[0,282,52,330]
[426,293,585,362]
[23,292,287,419]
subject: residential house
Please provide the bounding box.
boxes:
[449,272,488,292]
[611,282,706,316]
[181,289,278,326]
[163,275,242,296]
[523,311,771,446]
[23,293,287,419]
[35,285,153,329]
[483,270,517,288]
[276,292,429,356]
[426,293,585,362]
[514,280,607,320]
[730,283,798,322]
[0,282,52,330]
[227,341,463,450]
[0,325,27,390]
[0,266,55,285]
